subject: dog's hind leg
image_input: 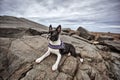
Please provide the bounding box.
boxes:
[70,46,83,63]
[69,46,77,57]
[35,50,50,63]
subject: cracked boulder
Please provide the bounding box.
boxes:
[0,34,119,80]
[60,56,78,76]
[76,27,95,40]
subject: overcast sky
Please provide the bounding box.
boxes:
[0,0,120,33]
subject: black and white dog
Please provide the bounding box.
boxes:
[35,25,83,71]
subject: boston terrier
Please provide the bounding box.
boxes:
[35,25,83,71]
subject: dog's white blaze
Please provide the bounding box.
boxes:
[48,48,59,55]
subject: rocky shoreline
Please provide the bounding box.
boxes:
[0,16,120,80]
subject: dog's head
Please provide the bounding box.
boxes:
[48,25,61,41]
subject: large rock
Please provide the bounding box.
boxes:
[7,36,48,78]
[81,45,103,61]
[97,35,114,41]
[56,72,72,80]
[0,28,27,38]
[21,57,59,80]
[0,38,12,80]
[109,52,120,80]
[0,16,48,38]
[0,16,47,29]
[74,70,91,80]
[60,56,78,76]
[0,28,48,38]
[0,36,48,80]
[62,28,71,33]
[76,27,95,40]
[0,38,12,48]
[0,47,9,80]
[103,40,120,52]
[62,28,76,35]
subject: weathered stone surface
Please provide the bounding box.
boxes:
[0,16,48,38]
[0,38,12,48]
[103,40,120,52]
[0,16,47,29]
[56,72,72,80]
[7,36,48,76]
[27,28,48,36]
[110,63,120,80]
[99,51,111,60]
[62,28,71,33]
[0,47,9,80]
[0,28,26,38]
[61,56,77,76]
[75,69,91,80]
[21,54,59,80]
[9,63,32,80]
[0,38,12,80]
[21,70,46,80]
[109,52,120,80]
[0,28,48,38]
[80,46,103,62]
[97,35,114,41]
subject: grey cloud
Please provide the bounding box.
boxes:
[0,0,120,33]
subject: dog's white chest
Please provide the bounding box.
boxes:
[48,48,60,55]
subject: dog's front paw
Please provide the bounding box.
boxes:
[80,58,84,63]
[52,64,58,71]
[35,58,42,63]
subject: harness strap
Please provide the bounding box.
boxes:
[48,41,65,49]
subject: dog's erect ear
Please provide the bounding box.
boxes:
[49,24,52,32]
[56,25,61,33]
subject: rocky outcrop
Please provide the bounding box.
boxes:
[0,16,120,80]
[0,16,48,38]
[0,27,48,38]
[62,28,76,36]
[0,28,27,38]
[97,36,114,41]
[101,40,120,52]
[76,27,95,40]
[0,16,47,29]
